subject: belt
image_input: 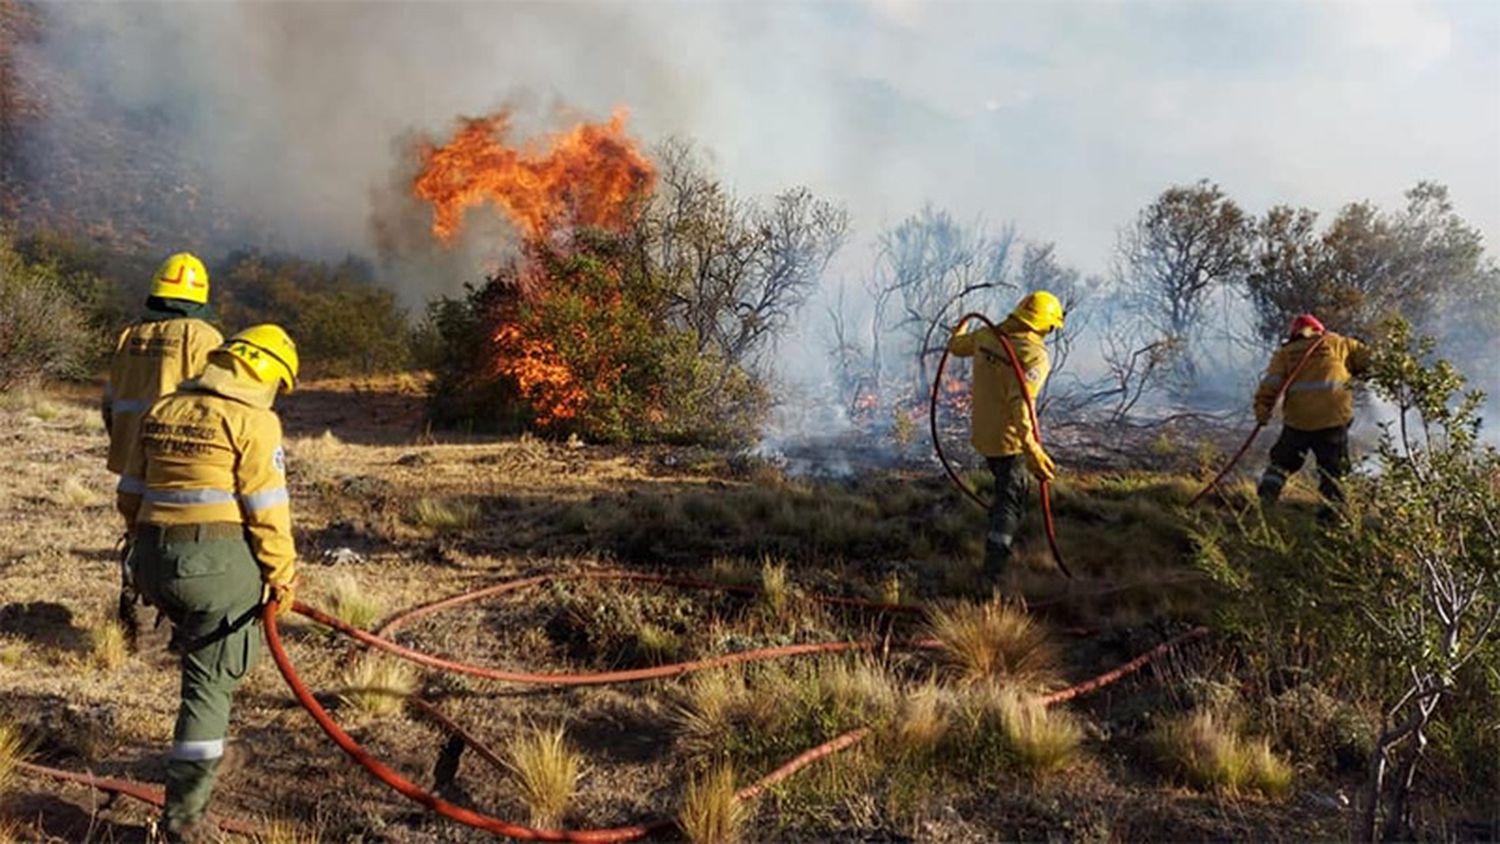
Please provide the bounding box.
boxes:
[135,522,244,544]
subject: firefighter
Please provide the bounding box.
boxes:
[103,252,223,645]
[1254,313,1371,512]
[125,325,299,842]
[947,291,1064,583]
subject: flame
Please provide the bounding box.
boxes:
[493,322,588,424]
[413,107,655,243]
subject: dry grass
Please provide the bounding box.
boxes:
[891,682,950,756]
[56,476,100,508]
[409,496,480,533]
[324,572,385,630]
[674,669,750,754]
[635,623,682,665]
[504,724,584,829]
[989,687,1083,778]
[758,558,790,616]
[823,659,900,724]
[338,655,416,716]
[0,721,31,794]
[678,762,746,844]
[1151,710,1293,799]
[255,817,323,844]
[927,599,1059,689]
[87,618,128,671]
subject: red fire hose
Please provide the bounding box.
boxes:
[28,571,1207,839]
[1187,336,1326,507]
[931,312,1071,578]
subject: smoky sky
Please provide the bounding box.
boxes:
[24,0,1500,294]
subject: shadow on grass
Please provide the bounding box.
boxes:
[0,601,89,654]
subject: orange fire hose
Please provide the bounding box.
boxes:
[931,312,1071,578]
[1187,336,1326,507]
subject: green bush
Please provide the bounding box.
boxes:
[216,251,413,378]
[0,226,98,387]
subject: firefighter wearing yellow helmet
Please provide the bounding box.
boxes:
[946,290,1064,584]
[104,253,223,646]
[125,325,299,842]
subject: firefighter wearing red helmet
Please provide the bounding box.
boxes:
[1253,313,1372,511]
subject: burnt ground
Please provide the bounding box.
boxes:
[0,378,1367,842]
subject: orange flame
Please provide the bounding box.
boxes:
[413,107,655,243]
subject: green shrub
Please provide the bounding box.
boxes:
[0,226,97,387]
[216,251,413,378]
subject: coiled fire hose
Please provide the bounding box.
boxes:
[23,572,1206,839]
[1187,335,1326,507]
[931,312,1071,578]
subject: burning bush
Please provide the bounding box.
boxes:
[417,115,845,444]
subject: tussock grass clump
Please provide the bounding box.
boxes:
[255,817,323,844]
[408,496,479,533]
[1150,710,1293,798]
[758,558,791,616]
[678,763,746,844]
[0,721,32,793]
[890,682,950,757]
[635,623,682,665]
[87,618,128,671]
[504,724,584,829]
[823,659,900,725]
[338,655,416,716]
[58,476,100,508]
[928,599,1058,689]
[988,687,1082,777]
[674,669,752,754]
[325,572,384,631]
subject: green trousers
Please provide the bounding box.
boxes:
[984,454,1030,580]
[130,524,263,834]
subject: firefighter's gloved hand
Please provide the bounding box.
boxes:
[263,578,297,618]
[1024,443,1056,482]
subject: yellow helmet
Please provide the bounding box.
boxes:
[149,252,210,304]
[220,324,299,392]
[1011,290,1065,333]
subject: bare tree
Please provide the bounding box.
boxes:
[1116,180,1251,374]
[649,139,849,374]
[868,206,1014,402]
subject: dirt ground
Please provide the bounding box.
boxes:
[0,378,1359,842]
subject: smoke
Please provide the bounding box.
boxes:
[11,1,1497,447]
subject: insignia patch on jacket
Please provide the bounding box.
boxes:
[273,446,286,473]
[1025,366,1042,384]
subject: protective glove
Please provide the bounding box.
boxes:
[263,577,298,618]
[1024,442,1057,482]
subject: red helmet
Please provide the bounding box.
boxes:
[1288,313,1325,338]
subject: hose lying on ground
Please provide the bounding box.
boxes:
[1187,335,1327,508]
[931,311,1071,577]
[26,571,1208,840]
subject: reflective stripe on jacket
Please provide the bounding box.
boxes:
[135,360,296,587]
[103,317,223,475]
[1254,331,1371,431]
[947,316,1051,458]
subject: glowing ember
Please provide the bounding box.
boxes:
[413,108,655,243]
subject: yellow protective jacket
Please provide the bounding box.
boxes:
[1254,331,1371,431]
[104,317,223,479]
[130,360,296,587]
[947,316,1051,458]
